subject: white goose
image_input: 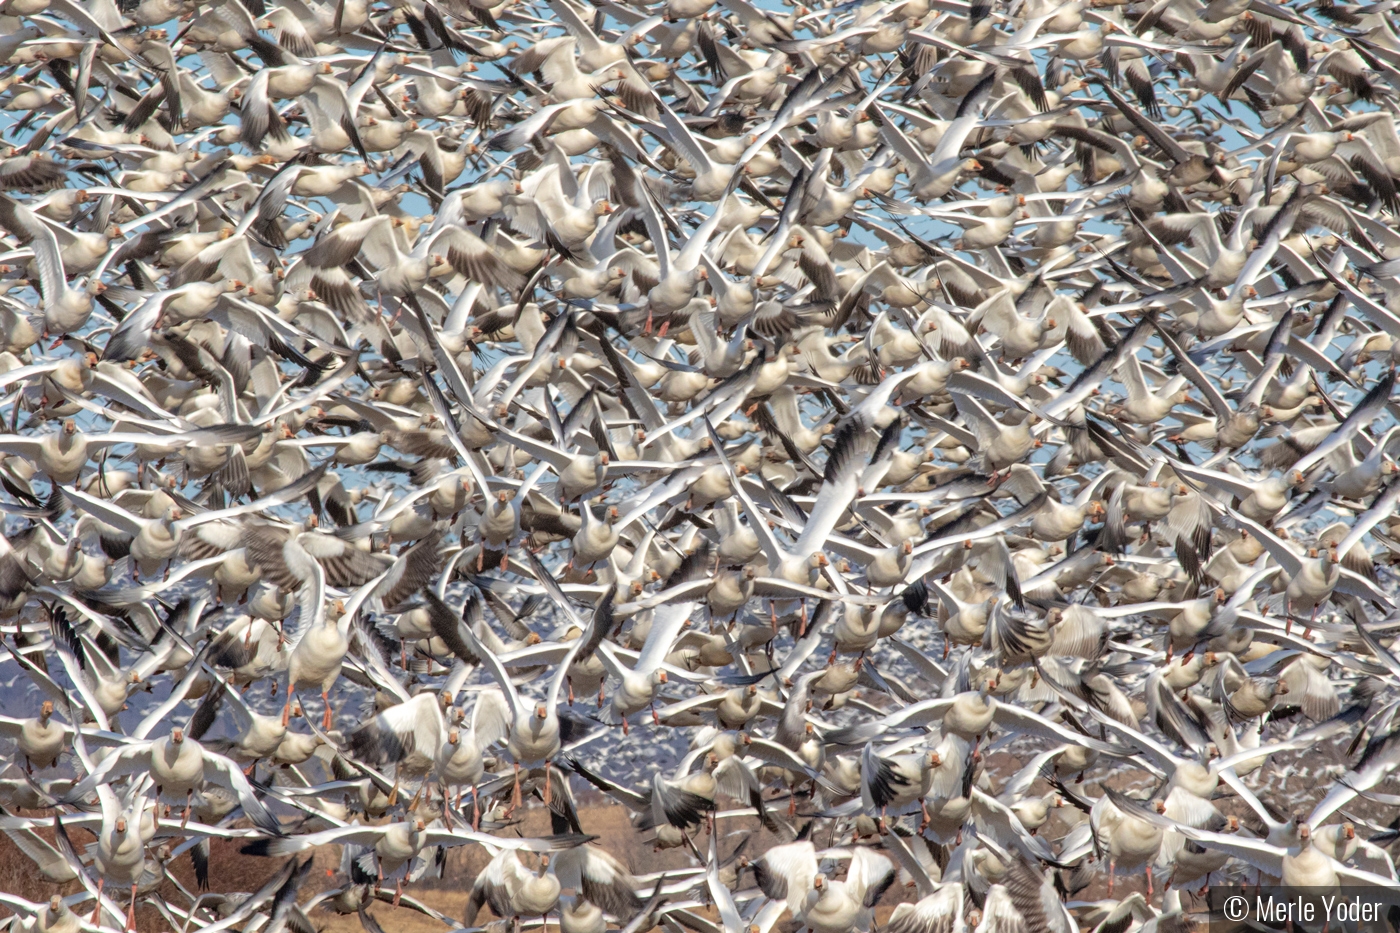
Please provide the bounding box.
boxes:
[461,574,597,805]
[0,195,106,337]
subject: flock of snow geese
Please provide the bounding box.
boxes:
[2,0,1400,929]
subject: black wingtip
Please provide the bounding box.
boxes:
[241,837,276,857]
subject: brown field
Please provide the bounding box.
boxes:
[0,793,1126,933]
[1,736,1385,933]
[0,799,783,933]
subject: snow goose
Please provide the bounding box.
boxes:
[552,843,643,920]
[0,420,251,489]
[437,690,512,828]
[506,157,614,259]
[800,847,896,933]
[1229,512,1376,631]
[886,882,964,933]
[256,819,584,905]
[0,195,105,337]
[1090,792,1165,896]
[58,718,278,832]
[870,74,994,201]
[45,611,171,723]
[571,501,619,569]
[89,782,156,931]
[926,581,992,656]
[282,563,386,728]
[466,848,564,927]
[628,94,738,201]
[197,679,292,767]
[1109,792,1399,891]
[633,178,731,329]
[458,568,598,804]
[240,519,389,592]
[860,734,972,819]
[595,545,710,731]
[829,676,1117,760]
[9,699,64,770]
[510,36,615,102]
[566,748,726,837]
